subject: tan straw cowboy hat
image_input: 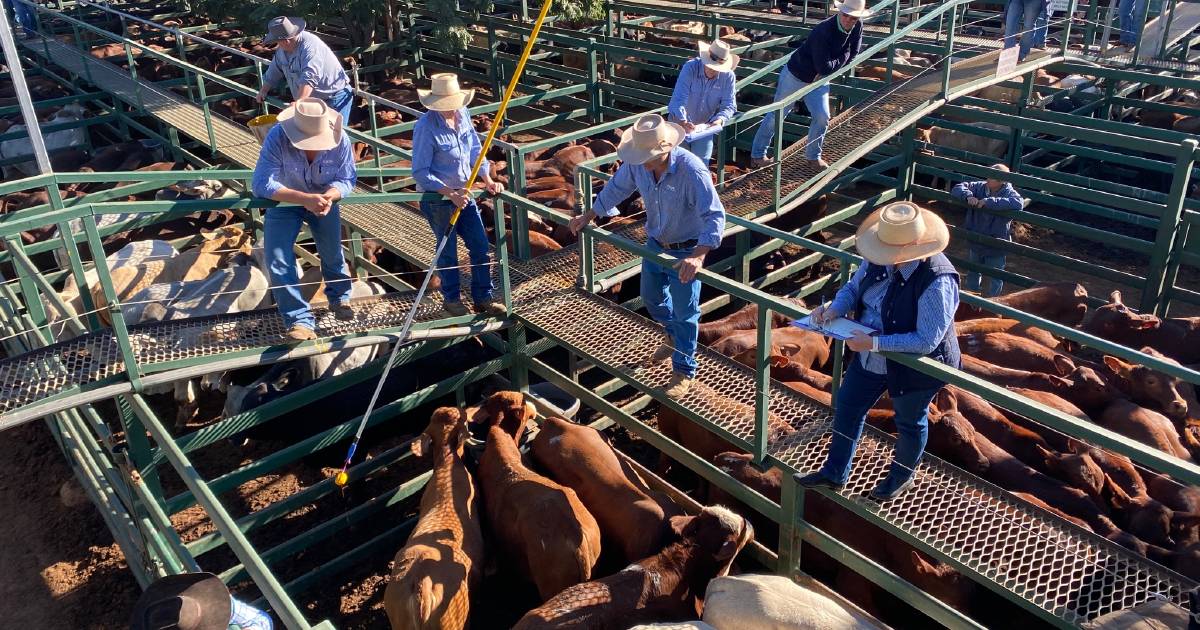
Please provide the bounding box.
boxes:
[130,572,231,630]
[419,73,475,111]
[834,0,874,18]
[617,114,685,166]
[855,201,950,265]
[698,39,739,73]
[276,97,343,151]
[264,16,305,44]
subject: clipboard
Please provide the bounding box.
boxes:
[684,121,724,143]
[791,315,877,341]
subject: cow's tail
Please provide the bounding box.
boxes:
[413,575,438,628]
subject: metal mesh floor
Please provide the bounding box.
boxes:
[8,24,1197,625]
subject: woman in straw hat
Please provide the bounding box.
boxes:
[667,38,739,165]
[251,97,357,342]
[749,0,872,170]
[130,571,273,630]
[412,73,507,318]
[796,201,960,501]
[569,114,726,399]
[255,16,354,124]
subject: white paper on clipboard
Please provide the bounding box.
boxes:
[684,121,723,143]
[791,316,877,341]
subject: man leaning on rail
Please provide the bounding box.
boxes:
[951,163,1023,298]
[255,16,354,124]
[798,202,960,501]
[569,114,726,399]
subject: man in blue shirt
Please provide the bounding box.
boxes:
[131,572,274,630]
[251,98,357,341]
[667,38,738,165]
[570,114,726,398]
[255,17,354,124]
[411,73,507,317]
[750,0,871,170]
[951,164,1024,297]
[798,202,959,501]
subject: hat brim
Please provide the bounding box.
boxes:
[617,121,686,166]
[697,43,739,73]
[854,207,949,265]
[263,17,305,43]
[834,3,874,18]
[276,104,343,151]
[418,88,475,111]
[131,573,230,630]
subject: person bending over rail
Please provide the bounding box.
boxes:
[255,16,354,124]
[749,0,872,170]
[570,114,726,399]
[131,571,273,630]
[951,163,1023,298]
[411,73,508,318]
[251,98,357,342]
[798,202,960,501]
[667,38,738,165]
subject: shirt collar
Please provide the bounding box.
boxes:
[885,260,921,280]
[665,148,681,176]
[431,108,467,132]
[836,16,850,34]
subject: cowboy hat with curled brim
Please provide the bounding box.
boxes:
[855,201,949,265]
[617,114,686,166]
[418,73,476,112]
[264,16,305,44]
[130,572,231,630]
[834,0,874,18]
[697,39,739,73]
[276,97,344,151]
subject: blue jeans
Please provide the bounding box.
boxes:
[264,205,352,330]
[965,247,1006,297]
[820,359,941,485]
[750,67,830,161]
[1033,3,1052,47]
[680,135,715,164]
[420,199,493,304]
[1119,0,1148,45]
[1005,0,1049,59]
[8,0,34,34]
[326,87,354,125]
[642,240,702,378]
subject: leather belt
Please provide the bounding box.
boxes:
[655,238,699,250]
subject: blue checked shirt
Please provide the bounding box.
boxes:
[829,260,958,374]
[262,31,350,102]
[411,109,490,192]
[592,148,726,249]
[667,58,737,126]
[229,596,273,630]
[250,124,356,198]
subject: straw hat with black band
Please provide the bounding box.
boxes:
[130,572,231,630]
[275,97,343,151]
[263,16,305,44]
[617,114,686,166]
[834,0,874,18]
[697,39,739,73]
[854,201,950,266]
[418,74,475,112]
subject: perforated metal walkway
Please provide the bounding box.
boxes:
[5,28,1196,627]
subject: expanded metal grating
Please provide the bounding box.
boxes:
[8,22,1198,626]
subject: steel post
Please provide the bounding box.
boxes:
[1141,138,1196,314]
[753,305,772,463]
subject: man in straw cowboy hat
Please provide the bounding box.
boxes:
[412,73,508,317]
[256,16,354,124]
[750,0,871,170]
[951,164,1024,297]
[251,97,357,341]
[569,114,726,398]
[797,201,960,501]
[667,38,738,165]
[130,571,273,630]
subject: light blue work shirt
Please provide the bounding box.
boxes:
[411,108,490,192]
[592,148,726,249]
[667,58,737,126]
[262,31,350,102]
[829,260,958,374]
[250,124,356,199]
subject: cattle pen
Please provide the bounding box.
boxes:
[0,0,1199,627]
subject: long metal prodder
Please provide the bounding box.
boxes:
[334,0,556,487]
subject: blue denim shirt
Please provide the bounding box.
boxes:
[411,109,490,192]
[262,31,350,102]
[667,58,737,126]
[951,180,1023,256]
[250,124,356,199]
[592,148,726,249]
[829,260,958,374]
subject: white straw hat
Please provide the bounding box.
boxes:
[617,114,685,166]
[698,39,739,73]
[275,97,344,151]
[418,73,475,111]
[834,0,873,18]
[855,201,950,265]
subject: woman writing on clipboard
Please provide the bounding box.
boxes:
[797,202,960,501]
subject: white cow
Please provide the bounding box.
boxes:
[0,103,87,179]
[702,574,876,630]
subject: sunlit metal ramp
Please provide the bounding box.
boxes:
[3,27,1195,628]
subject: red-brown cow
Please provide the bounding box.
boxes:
[697,300,799,346]
[958,332,1075,376]
[709,327,830,370]
[939,387,1051,470]
[955,282,1088,326]
[655,389,794,475]
[1103,350,1200,454]
[955,317,1060,349]
[1081,291,1200,363]
[960,354,1072,391]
